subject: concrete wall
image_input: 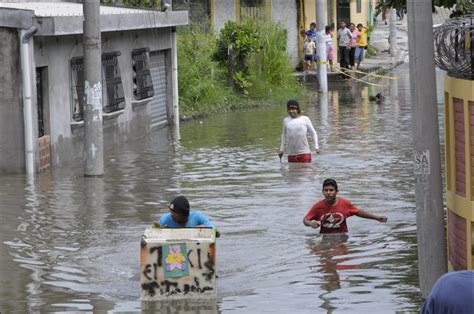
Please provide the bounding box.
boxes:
[272,0,299,66]
[212,0,236,34]
[0,28,25,174]
[173,0,211,26]
[33,28,173,167]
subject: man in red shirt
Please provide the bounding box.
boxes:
[304,178,387,233]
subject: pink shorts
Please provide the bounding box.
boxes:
[326,46,334,61]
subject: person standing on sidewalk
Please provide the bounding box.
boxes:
[355,23,369,69]
[337,20,352,75]
[325,25,334,72]
[349,23,359,70]
[279,100,320,163]
[303,35,316,72]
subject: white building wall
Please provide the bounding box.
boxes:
[272,0,299,67]
[213,0,236,33]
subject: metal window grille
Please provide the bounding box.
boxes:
[240,0,265,22]
[70,52,125,120]
[356,0,362,13]
[71,57,84,121]
[102,52,125,113]
[132,48,154,100]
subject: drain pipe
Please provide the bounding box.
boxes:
[21,26,38,175]
[171,26,181,140]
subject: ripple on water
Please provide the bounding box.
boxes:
[0,65,431,312]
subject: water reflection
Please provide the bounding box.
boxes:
[308,234,351,312]
[142,299,219,314]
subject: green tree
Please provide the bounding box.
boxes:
[100,0,159,8]
[377,0,473,16]
[212,21,260,94]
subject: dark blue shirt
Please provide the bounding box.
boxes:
[422,270,474,314]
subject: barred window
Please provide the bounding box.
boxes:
[357,0,362,13]
[71,57,85,121]
[240,0,265,22]
[132,48,154,100]
[102,52,125,113]
[242,0,263,6]
[70,52,125,121]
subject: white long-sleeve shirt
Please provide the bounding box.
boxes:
[280,116,319,155]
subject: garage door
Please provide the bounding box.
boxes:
[149,51,168,128]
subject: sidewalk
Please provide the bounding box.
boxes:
[363,6,452,72]
[361,11,408,73]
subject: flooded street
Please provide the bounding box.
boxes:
[0,65,446,313]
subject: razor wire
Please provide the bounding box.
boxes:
[433,13,474,80]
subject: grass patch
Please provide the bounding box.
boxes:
[177,22,305,120]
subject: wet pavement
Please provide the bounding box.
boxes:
[0,64,446,313]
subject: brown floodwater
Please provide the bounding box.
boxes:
[0,65,447,313]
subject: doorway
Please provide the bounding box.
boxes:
[36,66,51,172]
[337,0,351,26]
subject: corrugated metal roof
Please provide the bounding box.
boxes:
[0,1,152,17]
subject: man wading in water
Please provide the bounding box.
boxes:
[279,100,320,163]
[304,179,387,233]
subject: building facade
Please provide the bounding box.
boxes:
[0,2,188,174]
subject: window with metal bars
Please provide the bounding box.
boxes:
[132,48,154,100]
[102,52,125,113]
[240,0,265,22]
[70,51,125,121]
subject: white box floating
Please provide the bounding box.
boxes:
[140,227,217,300]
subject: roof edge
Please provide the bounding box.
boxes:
[33,10,188,36]
[0,8,33,29]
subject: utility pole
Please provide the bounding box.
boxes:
[389,8,397,57]
[83,0,104,176]
[171,27,181,141]
[407,0,447,298]
[316,0,327,93]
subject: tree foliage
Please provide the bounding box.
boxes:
[376,0,473,16]
[212,21,261,94]
[100,0,159,8]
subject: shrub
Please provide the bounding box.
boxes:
[247,21,303,102]
[177,25,237,118]
[178,21,304,119]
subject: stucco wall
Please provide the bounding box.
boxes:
[173,0,211,26]
[272,0,299,67]
[213,0,236,33]
[0,28,25,174]
[33,28,173,167]
[350,0,370,26]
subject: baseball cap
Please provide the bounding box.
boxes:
[169,196,190,217]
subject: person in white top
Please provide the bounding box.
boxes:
[279,100,320,163]
[303,36,316,72]
[337,20,352,72]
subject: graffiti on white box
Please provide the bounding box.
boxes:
[141,241,215,297]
